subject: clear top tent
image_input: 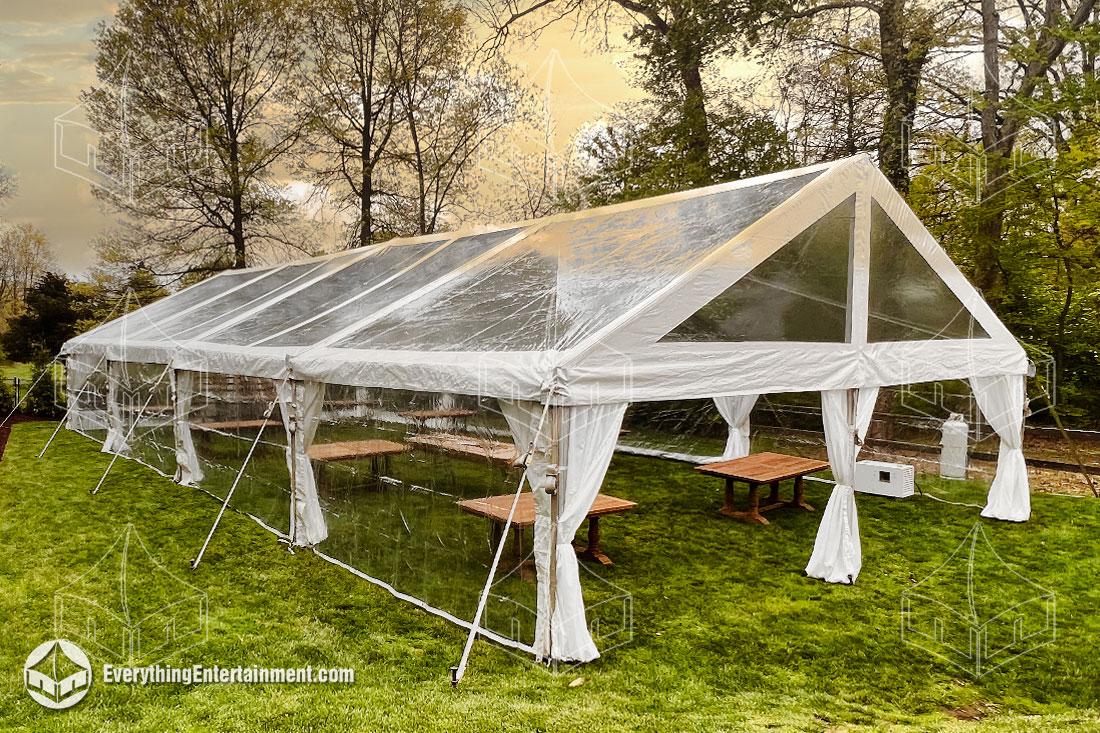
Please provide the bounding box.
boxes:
[61,154,1032,665]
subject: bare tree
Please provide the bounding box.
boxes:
[298,0,403,248]
[89,0,308,279]
[384,0,521,234]
[0,223,55,321]
[0,166,15,205]
[472,0,769,189]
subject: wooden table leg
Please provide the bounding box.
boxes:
[785,475,815,511]
[764,480,781,508]
[722,477,736,514]
[512,525,524,563]
[575,516,613,565]
[511,526,537,581]
[719,480,770,524]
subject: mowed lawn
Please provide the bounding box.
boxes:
[2,421,1100,731]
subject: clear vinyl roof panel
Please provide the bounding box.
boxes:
[661,196,855,343]
[169,251,369,341]
[338,245,560,351]
[209,239,447,346]
[867,201,989,342]
[262,228,523,348]
[126,256,352,343]
[333,171,823,352]
[77,267,278,346]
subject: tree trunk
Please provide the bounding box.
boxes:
[878,0,927,193]
[680,61,712,186]
[407,104,427,235]
[974,0,1007,296]
[360,108,374,248]
[228,98,246,269]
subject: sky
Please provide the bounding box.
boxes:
[0,1,642,276]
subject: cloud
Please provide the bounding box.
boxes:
[22,52,94,72]
[1,0,116,25]
[0,63,82,104]
[0,21,99,104]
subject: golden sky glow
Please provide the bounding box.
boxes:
[0,2,644,274]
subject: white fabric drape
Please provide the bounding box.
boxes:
[277,380,328,546]
[499,399,628,663]
[102,361,129,454]
[713,395,757,459]
[172,370,204,487]
[970,375,1030,522]
[65,355,101,432]
[805,387,879,584]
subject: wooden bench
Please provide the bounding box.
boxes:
[397,409,476,432]
[195,418,280,432]
[408,433,519,466]
[308,439,408,477]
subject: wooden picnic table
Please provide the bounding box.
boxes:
[457,492,637,565]
[308,439,408,477]
[195,418,280,432]
[408,433,519,465]
[397,408,476,432]
[696,452,830,525]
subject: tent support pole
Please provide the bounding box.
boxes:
[452,399,553,687]
[546,405,561,668]
[190,392,281,569]
[92,363,172,495]
[39,354,109,458]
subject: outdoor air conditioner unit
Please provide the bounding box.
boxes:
[854,460,914,498]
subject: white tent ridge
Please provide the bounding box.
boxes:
[62,154,1033,665]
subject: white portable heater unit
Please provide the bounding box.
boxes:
[854,460,915,498]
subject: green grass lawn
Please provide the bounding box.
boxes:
[2,421,1100,731]
[0,362,32,381]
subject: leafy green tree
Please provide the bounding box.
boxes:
[913,128,1100,423]
[569,96,793,207]
[0,273,88,362]
[72,268,170,334]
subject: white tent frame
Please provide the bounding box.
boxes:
[61,154,1032,665]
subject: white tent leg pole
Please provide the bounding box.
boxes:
[191,392,281,569]
[2,355,60,425]
[92,364,171,495]
[452,399,552,687]
[546,406,561,669]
